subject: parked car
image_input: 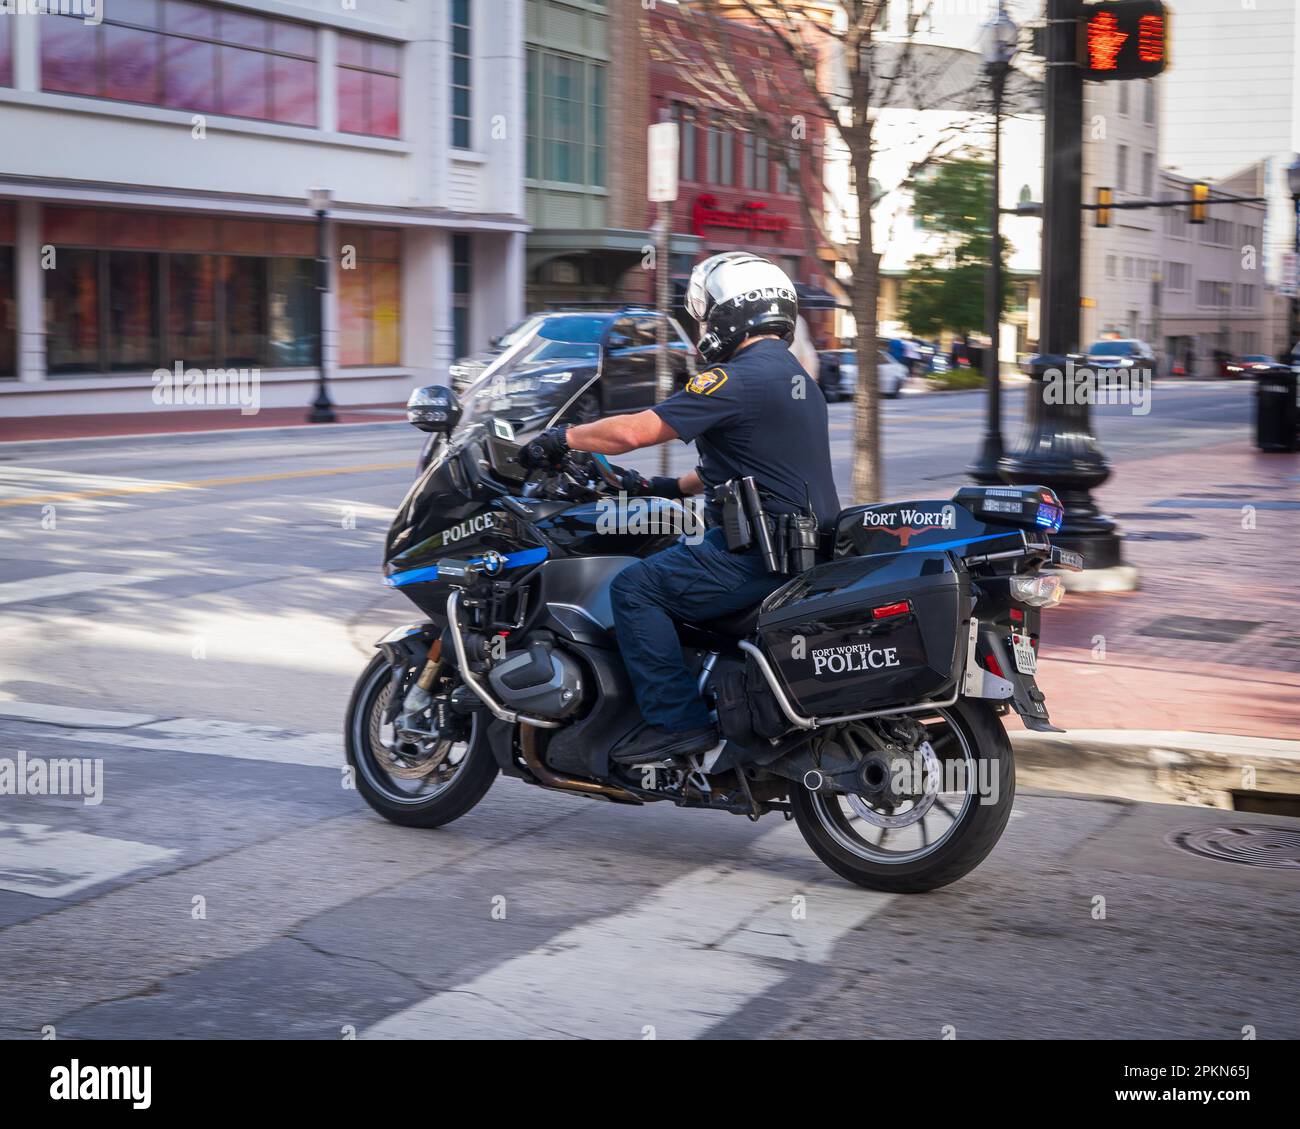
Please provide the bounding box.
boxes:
[449,307,695,427]
[1082,338,1157,372]
[817,348,906,402]
[1224,354,1276,377]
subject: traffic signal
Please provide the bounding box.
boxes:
[1095,186,1113,228]
[1189,182,1209,224]
[1078,1,1170,80]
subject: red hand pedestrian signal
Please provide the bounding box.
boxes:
[1077,1,1169,80]
[1086,13,1127,71]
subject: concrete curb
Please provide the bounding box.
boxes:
[1009,729,1300,809]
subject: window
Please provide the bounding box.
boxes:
[1239,283,1257,308]
[0,14,11,87]
[1141,152,1154,197]
[1164,193,1189,238]
[1197,280,1228,308]
[677,106,696,183]
[336,225,401,367]
[754,134,768,192]
[1116,145,1129,192]
[741,134,754,189]
[705,116,735,187]
[1143,80,1155,123]
[450,0,470,148]
[452,233,471,360]
[1105,255,1117,281]
[0,205,14,378]
[1166,262,1189,291]
[1118,83,1129,116]
[337,34,400,138]
[526,48,606,186]
[1201,218,1232,245]
[41,1,319,127]
[41,208,322,373]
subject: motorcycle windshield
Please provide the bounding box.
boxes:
[456,319,605,444]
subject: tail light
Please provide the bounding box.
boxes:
[1010,573,1065,608]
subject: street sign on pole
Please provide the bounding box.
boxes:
[648,121,680,204]
[1280,253,1297,299]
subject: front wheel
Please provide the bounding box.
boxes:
[791,700,1014,893]
[345,653,497,828]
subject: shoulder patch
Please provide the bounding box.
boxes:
[686,368,729,396]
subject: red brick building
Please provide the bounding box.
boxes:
[635,4,838,337]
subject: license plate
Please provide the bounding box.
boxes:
[1011,633,1037,674]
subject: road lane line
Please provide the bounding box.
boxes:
[0,572,151,606]
[0,461,411,508]
[0,822,177,899]
[0,704,341,769]
[366,827,893,1039]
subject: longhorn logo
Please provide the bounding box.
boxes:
[874,524,944,548]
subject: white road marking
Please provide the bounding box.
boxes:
[0,821,177,899]
[0,701,163,729]
[0,572,151,606]
[366,824,893,1040]
[0,700,342,767]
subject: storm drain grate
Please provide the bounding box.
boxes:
[1137,616,1261,643]
[1167,826,1300,870]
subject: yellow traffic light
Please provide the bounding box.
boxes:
[1096,186,1113,228]
[1190,182,1209,224]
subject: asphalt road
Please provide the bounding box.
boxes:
[2,378,1296,1040]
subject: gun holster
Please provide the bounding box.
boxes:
[713,477,814,576]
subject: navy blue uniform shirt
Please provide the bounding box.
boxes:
[652,337,840,531]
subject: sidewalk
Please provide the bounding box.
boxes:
[0,403,407,443]
[1015,439,1300,806]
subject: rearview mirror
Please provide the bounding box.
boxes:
[407,385,462,433]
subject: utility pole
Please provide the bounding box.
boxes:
[648,121,680,477]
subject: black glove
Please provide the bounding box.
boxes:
[617,471,685,499]
[518,426,570,471]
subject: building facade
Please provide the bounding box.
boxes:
[1080,78,1277,369]
[0,0,527,417]
[640,2,833,336]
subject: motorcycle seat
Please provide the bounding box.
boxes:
[689,602,761,639]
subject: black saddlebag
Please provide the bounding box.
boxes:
[755,551,967,719]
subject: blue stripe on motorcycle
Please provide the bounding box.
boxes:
[896,532,1008,553]
[384,546,549,587]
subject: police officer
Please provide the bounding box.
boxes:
[518,252,839,764]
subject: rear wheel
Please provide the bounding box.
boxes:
[791,700,1013,893]
[345,653,497,828]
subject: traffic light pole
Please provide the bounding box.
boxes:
[999,0,1128,574]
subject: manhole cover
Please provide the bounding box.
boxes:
[1137,615,1261,643]
[1167,826,1300,870]
[1123,530,1206,542]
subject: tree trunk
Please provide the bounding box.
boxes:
[849,139,882,504]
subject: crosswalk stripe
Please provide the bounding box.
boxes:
[366,824,892,1040]
[0,572,151,606]
[0,706,342,769]
[0,821,177,899]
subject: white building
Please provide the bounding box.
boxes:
[1159,0,1300,288]
[1080,77,1276,369]
[0,0,527,417]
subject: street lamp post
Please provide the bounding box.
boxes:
[1287,157,1300,363]
[969,2,1019,484]
[306,186,337,424]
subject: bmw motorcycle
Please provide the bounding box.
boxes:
[346,328,1083,892]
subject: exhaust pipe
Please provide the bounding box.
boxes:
[520,724,640,803]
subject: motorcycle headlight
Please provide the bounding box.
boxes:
[1010,573,1065,608]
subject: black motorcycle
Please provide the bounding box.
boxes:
[346,332,1082,892]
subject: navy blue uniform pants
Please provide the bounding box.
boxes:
[609,527,785,732]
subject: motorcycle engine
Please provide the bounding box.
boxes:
[486,639,585,720]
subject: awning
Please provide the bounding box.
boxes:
[795,282,845,310]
